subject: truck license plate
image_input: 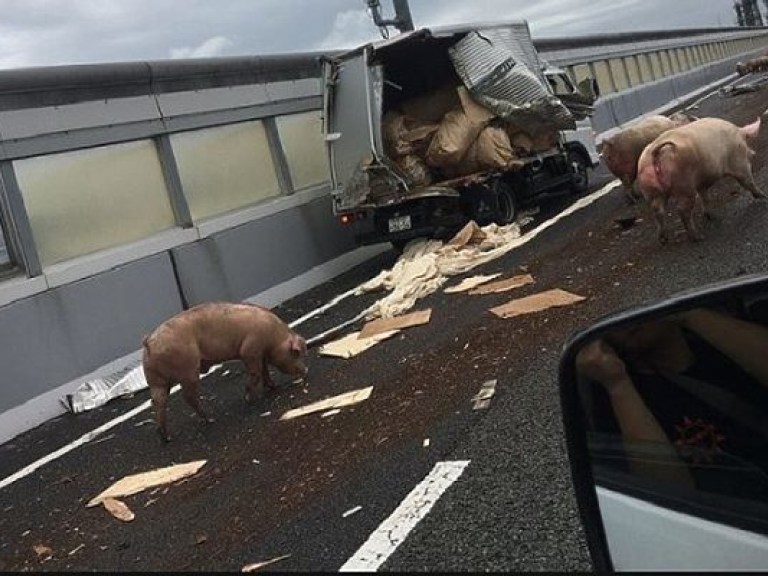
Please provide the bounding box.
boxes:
[388,215,412,233]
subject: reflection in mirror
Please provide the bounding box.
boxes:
[573,293,768,545]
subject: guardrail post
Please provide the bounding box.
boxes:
[0,162,42,277]
[155,135,193,228]
[264,117,295,196]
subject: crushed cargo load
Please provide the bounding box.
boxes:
[322,19,600,249]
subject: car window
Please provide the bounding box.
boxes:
[576,307,768,536]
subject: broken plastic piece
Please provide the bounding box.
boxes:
[489,289,586,319]
[87,460,207,507]
[359,309,432,339]
[343,505,363,518]
[280,387,374,421]
[472,380,498,410]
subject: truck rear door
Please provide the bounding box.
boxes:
[322,51,382,212]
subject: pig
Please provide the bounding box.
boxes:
[635,116,766,244]
[142,302,308,442]
[599,114,693,202]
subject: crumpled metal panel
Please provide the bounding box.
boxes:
[449,28,576,131]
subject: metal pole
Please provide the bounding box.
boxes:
[393,0,415,32]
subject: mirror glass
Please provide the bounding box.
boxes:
[570,287,768,570]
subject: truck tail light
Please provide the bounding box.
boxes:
[339,213,355,225]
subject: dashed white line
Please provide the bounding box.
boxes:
[339,460,471,572]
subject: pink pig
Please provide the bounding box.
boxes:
[600,114,694,202]
[142,302,308,442]
[635,116,766,244]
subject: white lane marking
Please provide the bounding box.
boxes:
[339,460,470,572]
[0,385,180,492]
[289,286,360,329]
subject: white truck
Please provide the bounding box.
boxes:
[322,19,600,250]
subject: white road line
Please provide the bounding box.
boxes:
[0,385,180,492]
[339,460,471,572]
[289,286,360,329]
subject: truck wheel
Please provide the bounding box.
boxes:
[568,149,590,195]
[493,181,517,225]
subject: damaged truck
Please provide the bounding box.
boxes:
[321,20,601,250]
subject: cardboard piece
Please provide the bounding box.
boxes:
[87,460,207,507]
[444,273,502,294]
[318,330,400,359]
[280,386,374,421]
[446,220,487,248]
[358,309,432,339]
[469,274,535,295]
[489,289,586,319]
[103,498,135,522]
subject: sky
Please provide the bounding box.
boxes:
[0,0,757,70]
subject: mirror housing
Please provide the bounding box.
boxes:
[559,272,768,572]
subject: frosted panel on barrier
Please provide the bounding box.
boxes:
[275,111,330,191]
[608,58,629,91]
[592,60,615,95]
[170,120,280,221]
[15,140,176,267]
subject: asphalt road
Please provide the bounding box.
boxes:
[2,74,768,572]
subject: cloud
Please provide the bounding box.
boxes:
[315,9,381,51]
[169,35,235,59]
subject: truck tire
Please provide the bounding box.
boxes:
[568,149,590,195]
[493,180,517,225]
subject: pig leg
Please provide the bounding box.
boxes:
[676,190,704,242]
[262,358,277,389]
[728,154,766,199]
[180,376,214,425]
[648,195,671,244]
[148,382,172,443]
[242,354,265,403]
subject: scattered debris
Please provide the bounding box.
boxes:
[143,498,158,508]
[358,309,432,339]
[260,412,271,417]
[468,273,534,295]
[195,535,208,546]
[321,409,342,418]
[33,544,52,558]
[472,379,498,410]
[68,543,85,556]
[444,273,502,293]
[446,220,487,248]
[343,505,363,518]
[489,289,586,319]
[423,438,431,448]
[252,459,261,465]
[318,330,400,359]
[280,387,373,421]
[242,554,291,572]
[22,530,30,537]
[102,498,135,522]
[87,460,207,507]
[133,419,154,428]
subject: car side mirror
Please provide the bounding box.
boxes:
[559,273,768,572]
